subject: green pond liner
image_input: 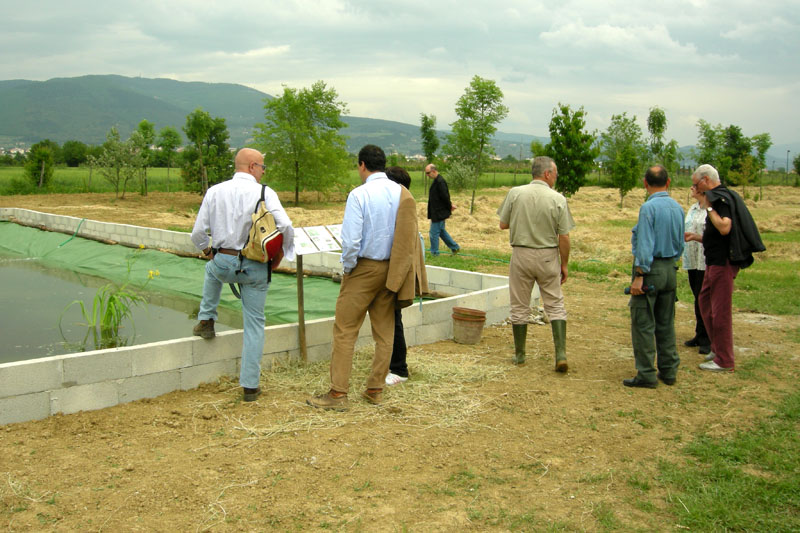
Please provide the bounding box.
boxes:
[0,221,341,326]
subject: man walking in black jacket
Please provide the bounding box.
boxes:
[426,164,460,256]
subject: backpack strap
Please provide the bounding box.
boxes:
[229,185,272,299]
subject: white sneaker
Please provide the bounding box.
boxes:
[704,351,716,362]
[385,373,409,386]
[699,360,733,372]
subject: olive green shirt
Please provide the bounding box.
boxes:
[497,180,575,248]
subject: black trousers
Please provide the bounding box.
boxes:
[389,307,408,377]
[687,269,710,346]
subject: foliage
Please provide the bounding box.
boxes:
[544,103,598,197]
[61,140,89,167]
[722,124,752,173]
[419,113,439,163]
[750,132,772,170]
[156,125,182,191]
[24,140,56,188]
[59,248,158,350]
[444,75,509,214]
[646,106,667,161]
[661,138,682,178]
[443,160,477,192]
[182,108,232,193]
[794,153,800,176]
[529,140,546,157]
[600,113,648,207]
[95,127,139,198]
[693,120,767,182]
[254,81,350,205]
[134,119,155,196]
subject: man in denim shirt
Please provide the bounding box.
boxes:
[624,165,684,388]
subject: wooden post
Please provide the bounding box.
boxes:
[296,255,308,363]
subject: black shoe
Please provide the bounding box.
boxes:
[698,345,711,355]
[657,373,676,386]
[243,387,261,402]
[684,337,699,347]
[623,376,657,389]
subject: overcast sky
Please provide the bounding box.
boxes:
[3,0,798,146]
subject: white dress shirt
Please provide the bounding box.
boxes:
[340,172,401,273]
[191,172,295,261]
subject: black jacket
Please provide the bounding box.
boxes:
[704,186,765,269]
[427,175,453,222]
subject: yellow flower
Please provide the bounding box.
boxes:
[148,270,155,280]
[155,270,160,276]
[139,244,145,249]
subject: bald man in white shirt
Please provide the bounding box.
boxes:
[191,148,295,402]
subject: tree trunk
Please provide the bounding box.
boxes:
[294,160,300,206]
[38,160,45,188]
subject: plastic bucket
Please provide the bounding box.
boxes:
[452,307,486,344]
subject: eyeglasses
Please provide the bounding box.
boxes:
[253,163,266,171]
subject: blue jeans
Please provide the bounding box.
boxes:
[199,253,270,389]
[429,220,459,256]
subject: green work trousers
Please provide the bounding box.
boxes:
[629,258,680,383]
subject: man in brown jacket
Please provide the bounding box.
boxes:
[307,145,421,410]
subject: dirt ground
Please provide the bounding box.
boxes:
[1,186,799,531]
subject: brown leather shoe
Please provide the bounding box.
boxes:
[306,390,349,410]
[362,389,383,405]
[193,319,215,339]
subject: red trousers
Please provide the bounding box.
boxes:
[698,263,739,369]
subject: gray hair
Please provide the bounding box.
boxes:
[531,156,555,178]
[693,164,720,183]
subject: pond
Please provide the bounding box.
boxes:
[0,222,343,364]
[0,255,240,363]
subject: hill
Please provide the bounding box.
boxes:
[0,75,546,157]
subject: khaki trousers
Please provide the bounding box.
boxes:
[509,246,566,324]
[330,259,396,393]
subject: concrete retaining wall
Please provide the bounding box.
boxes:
[0,208,513,425]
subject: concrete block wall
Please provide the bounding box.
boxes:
[0,210,512,425]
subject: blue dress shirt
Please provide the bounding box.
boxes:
[340,172,401,273]
[631,191,685,273]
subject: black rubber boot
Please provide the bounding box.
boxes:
[512,324,527,365]
[551,319,568,372]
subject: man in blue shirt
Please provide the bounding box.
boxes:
[624,165,685,388]
[307,145,403,409]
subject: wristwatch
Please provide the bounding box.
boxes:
[706,207,713,213]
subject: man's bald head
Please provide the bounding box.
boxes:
[235,148,266,180]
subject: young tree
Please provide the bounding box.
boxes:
[722,124,752,174]
[134,119,155,196]
[600,113,648,208]
[694,119,722,169]
[647,106,667,162]
[62,140,89,167]
[157,126,182,192]
[544,103,598,197]
[750,132,772,171]
[420,113,439,191]
[24,140,57,188]
[662,139,682,179]
[444,75,509,214]
[97,127,137,198]
[182,108,232,193]
[255,81,350,206]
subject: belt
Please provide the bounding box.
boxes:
[216,248,239,256]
